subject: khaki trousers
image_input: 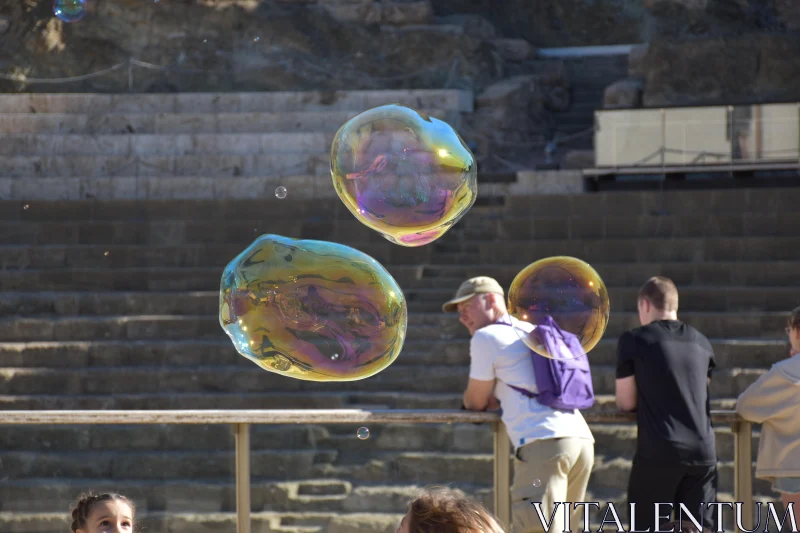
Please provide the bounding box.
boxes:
[511,437,594,533]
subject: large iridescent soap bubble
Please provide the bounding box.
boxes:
[54,0,87,22]
[331,104,477,247]
[507,256,610,360]
[219,234,407,381]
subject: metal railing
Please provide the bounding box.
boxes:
[0,409,751,533]
[592,103,800,173]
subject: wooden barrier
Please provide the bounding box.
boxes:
[0,409,749,533]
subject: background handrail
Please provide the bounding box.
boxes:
[0,408,739,425]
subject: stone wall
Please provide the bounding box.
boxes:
[0,0,505,94]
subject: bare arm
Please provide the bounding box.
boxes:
[462,378,496,411]
[615,376,638,412]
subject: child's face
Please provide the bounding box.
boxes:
[77,500,134,533]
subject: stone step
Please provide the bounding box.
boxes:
[0,109,458,135]
[3,211,799,246]
[2,237,798,269]
[2,285,794,318]
[0,90,474,114]
[0,311,788,342]
[3,261,799,291]
[417,262,800,287]
[503,187,800,216]
[455,212,800,239]
[0,338,786,370]
[0,174,336,201]
[0,424,762,466]
[0,363,765,398]
[0,153,330,178]
[0,448,762,497]
[0,133,332,157]
[432,236,800,263]
[0,198,353,221]
[0,390,465,410]
[0,364,470,395]
[0,390,736,412]
[407,285,800,312]
[0,479,459,514]
[1,188,794,221]
[0,242,429,270]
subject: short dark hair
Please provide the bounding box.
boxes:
[789,306,800,331]
[638,276,679,312]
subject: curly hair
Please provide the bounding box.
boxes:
[406,487,505,533]
[70,492,135,533]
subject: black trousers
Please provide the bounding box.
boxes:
[627,457,718,532]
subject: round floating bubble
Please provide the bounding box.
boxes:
[357,427,370,440]
[219,234,407,381]
[275,186,287,199]
[532,479,542,488]
[330,104,477,247]
[507,256,609,360]
[54,0,87,22]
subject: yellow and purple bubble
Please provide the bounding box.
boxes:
[331,104,477,247]
[508,256,610,360]
[219,235,407,381]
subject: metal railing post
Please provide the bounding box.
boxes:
[493,421,511,531]
[732,420,754,533]
[234,423,251,533]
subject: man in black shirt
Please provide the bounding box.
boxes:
[616,276,718,531]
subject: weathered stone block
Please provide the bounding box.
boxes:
[491,38,535,61]
[603,78,643,109]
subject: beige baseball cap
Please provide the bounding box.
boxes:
[442,276,504,313]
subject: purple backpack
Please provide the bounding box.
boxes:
[502,315,595,411]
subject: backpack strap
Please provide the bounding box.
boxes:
[507,383,538,399]
[495,319,539,399]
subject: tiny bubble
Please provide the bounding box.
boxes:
[253,36,260,42]
[104,251,109,257]
[331,353,339,360]
[356,427,370,440]
[275,186,287,199]
[532,479,541,488]
[23,204,29,210]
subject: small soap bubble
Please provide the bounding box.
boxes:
[532,479,541,488]
[53,0,87,22]
[219,234,407,381]
[357,427,370,440]
[508,256,609,360]
[22,204,30,210]
[275,186,287,199]
[103,251,109,257]
[253,37,260,42]
[330,104,477,247]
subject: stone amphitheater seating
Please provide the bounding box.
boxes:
[0,90,795,532]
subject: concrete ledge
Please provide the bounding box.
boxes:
[0,90,474,114]
[510,170,585,195]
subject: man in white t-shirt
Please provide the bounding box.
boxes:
[443,276,595,533]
